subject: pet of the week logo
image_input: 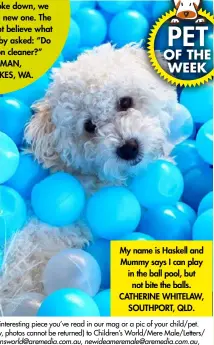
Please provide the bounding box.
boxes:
[171,0,205,23]
[147,0,213,87]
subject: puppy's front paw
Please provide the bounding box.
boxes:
[171,18,180,24]
[195,18,205,23]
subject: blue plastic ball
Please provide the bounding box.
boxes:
[86,186,141,240]
[120,232,154,240]
[168,103,194,145]
[43,249,101,296]
[131,1,153,20]
[98,1,133,14]
[94,289,110,316]
[152,0,172,21]
[48,54,64,77]
[62,20,81,61]
[6,154,49,199]
[0,132,19,184]
[192,209,213,240]
[171,140,206,174]
[85,238,110,289]
[109,10,149,47]
[74,9,107,47]
[31,172,85,227]
[196,119,213,165]
[138,206,192,240]
[182,165,213,211]
[0,186,27,246]
[0,98,31,147]
[37,288,100,317]
[129,160,184,208]
[176,202,196,226]
[180,83,213,123]
[70,0,81,15]
[7,74,49,107]
[198,192,213,215]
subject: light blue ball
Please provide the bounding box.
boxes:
[0,132,19,184]
[192,209,213,240]
[6,154,49,199]
[31,172,85,227]
[120,232,154,240]
[138,206,192,240]
[198,192,213,215]
[109,10,149,47]
[62,20,81,61]
[176,202,197,226]
[203,0,213,13]
[182,165,213,211]
[129,160,184,208]
[180,83,213,123]
[48,54,64,77]
[94,289,110,316]
[86,186,141,240]
[171,140,206,174]
[43,249,101,296]
[98,1,133,14]
[74,9,107,47]
[0,98,31,147]
[70,1,81,15]
[168,103,194,145]
[85,238,110,289]
[0,186,27,246]
[37,288,100,317]
[7,74,49,107]
[196,119,213,165]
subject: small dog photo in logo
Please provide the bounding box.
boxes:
[171,0,206,24]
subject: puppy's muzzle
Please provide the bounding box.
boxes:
[116,139,139,161]
[177,10,196,19]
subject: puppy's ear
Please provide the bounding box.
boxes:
[193,0,200,9]
[25,99,59,168]
[174,0,181,9]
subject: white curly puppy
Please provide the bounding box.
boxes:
[0,44,178,312]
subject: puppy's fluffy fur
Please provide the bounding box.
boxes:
[0,44,178,313]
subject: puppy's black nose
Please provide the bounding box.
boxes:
[184,11,189,17]
[117,139,139,161]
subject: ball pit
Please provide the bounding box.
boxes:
[129,160,184,208]
[0,0,213,317]
[86,186,141,240]
[37,288,100,317]
[43,249,101,296]
[31,172,85,227]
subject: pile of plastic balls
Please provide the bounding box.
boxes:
[0,0,213,317]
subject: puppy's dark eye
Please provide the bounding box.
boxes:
[117,97,133,111]
[84,119,96,134]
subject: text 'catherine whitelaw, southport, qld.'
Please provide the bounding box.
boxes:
[111,241,212,316]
